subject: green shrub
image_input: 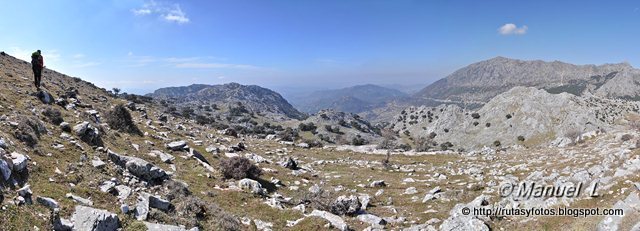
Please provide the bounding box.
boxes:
[279,127,299,141]
[440,142,453,151]
[195,115,214,125]
[42,107,63,125]
[298,122,317,132]
[219,157,262,180]
[14,116,46,147]
[105,104,142,135]
[351,135,366,146]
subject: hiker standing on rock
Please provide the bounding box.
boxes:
[31,50,44,90]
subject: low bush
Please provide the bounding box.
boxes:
[42,107,64,125]
[397,143,412,151]
[414,137,433,152]
[14,116,46,147]
[351,135,367,146]
[279,127,299,141]
[219,157,262,180]
[298,122,317,132]
[105,104,142,135]
[440,141,453,151]
[195,115,214,125]
[621,134,634,142]
[172,195,240,230]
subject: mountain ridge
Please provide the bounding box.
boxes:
[414,56,639,103]
[147,82,306,120]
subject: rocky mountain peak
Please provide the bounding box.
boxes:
[148,83,306,120]
[415,57,640,103]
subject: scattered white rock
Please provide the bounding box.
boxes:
[238,178,266,196]
[72,205,120,231]
[36,196,59,210]
[309,210,349,231]
[66,193,93,206]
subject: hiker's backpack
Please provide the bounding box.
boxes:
[31,52,40,66]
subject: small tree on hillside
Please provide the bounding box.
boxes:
[112,88,121,97]
[377,127,396,149]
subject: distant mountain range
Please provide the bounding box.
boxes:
[147,83,306,120]
[290,84,409,114]
[146,57,640,126]
[415,56,640,103]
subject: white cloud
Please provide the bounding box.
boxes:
[175,62,259,69]
[9,47,60,63]
[72,53,85,59]
[132,1,190,24]
[132,8,152,15]
[163,5,189,24]
[498,23,528,35]
[8,47,34,62]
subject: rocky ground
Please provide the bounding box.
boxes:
[392,87,640,151]
[1,51,640,231]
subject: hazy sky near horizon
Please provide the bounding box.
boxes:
[2,0,640,94]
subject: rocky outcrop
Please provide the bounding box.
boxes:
[71,205,120,231]
[108,150,168,182]
[1,152,29,186]
[439,195,490,231]
[597,192,640,231]
[330,195,361,216]
[149,150,175,163]
[166,141,187,151]
[309,210,349,231]
[393,87,640,150]
[73,121,102,146]
[238,178,266,196]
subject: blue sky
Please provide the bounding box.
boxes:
[2,0,640,95]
